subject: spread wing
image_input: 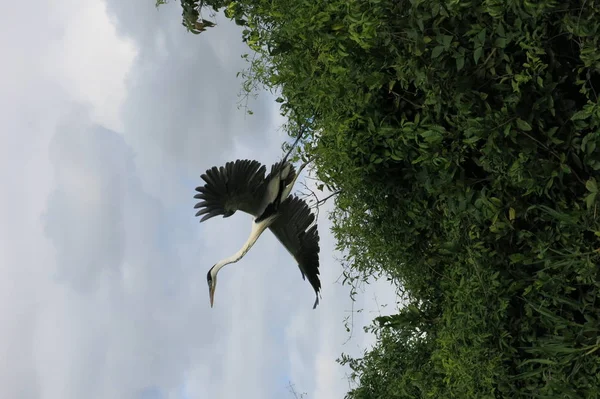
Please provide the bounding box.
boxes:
[194,159,267,222]
[268,196,321,308]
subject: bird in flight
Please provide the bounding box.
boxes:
[193,157,321,309]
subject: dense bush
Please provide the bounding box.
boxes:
[166,0,600,397]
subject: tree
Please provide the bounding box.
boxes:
[162,0,600,397]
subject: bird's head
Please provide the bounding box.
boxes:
[207,267,217,308]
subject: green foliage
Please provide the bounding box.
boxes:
[156,0,224,34]
[164,0,600,397]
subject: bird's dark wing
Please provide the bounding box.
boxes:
[194,159,267,222]
[268,196,321,308]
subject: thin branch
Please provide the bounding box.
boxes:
[283,125,307,162]
[298,181,321,220]
[286,382,306,399]
[315,189,342,207]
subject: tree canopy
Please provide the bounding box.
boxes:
[163,0,600,397]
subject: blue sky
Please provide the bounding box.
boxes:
[0,0,398,398]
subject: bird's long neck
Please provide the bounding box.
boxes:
[212,217,273,276]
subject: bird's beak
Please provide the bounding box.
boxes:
[209,285,215,308]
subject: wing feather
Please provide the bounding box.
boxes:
[268,196,321,308]
[194,159,267,221]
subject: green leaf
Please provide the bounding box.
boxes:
[519,358,559,366]
[477,29,486,44]
[536,76,543,87]
[516,118,532,131]
[417,18,424,32]
[510,253,526,263]
[571,110,590,120]
[464,136,480,144]
[474,46,483,64]
[497,23,505,37]
[587,140,597,155]
[585,193,596,209]
[421,130,443,144]
[432,46,444,58]
[441,34,452,47]
[456,56,465,71]
[390,153,402,161]
[586,178,598,193]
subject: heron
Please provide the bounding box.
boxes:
[193,155,321,309]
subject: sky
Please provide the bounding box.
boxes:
[1,1,399,398]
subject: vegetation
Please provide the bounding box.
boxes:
[162,0,600,397]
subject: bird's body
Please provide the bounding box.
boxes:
[194,158,321,308]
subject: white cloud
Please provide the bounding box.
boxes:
[44,121,129,288]
[43,0,137,131]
